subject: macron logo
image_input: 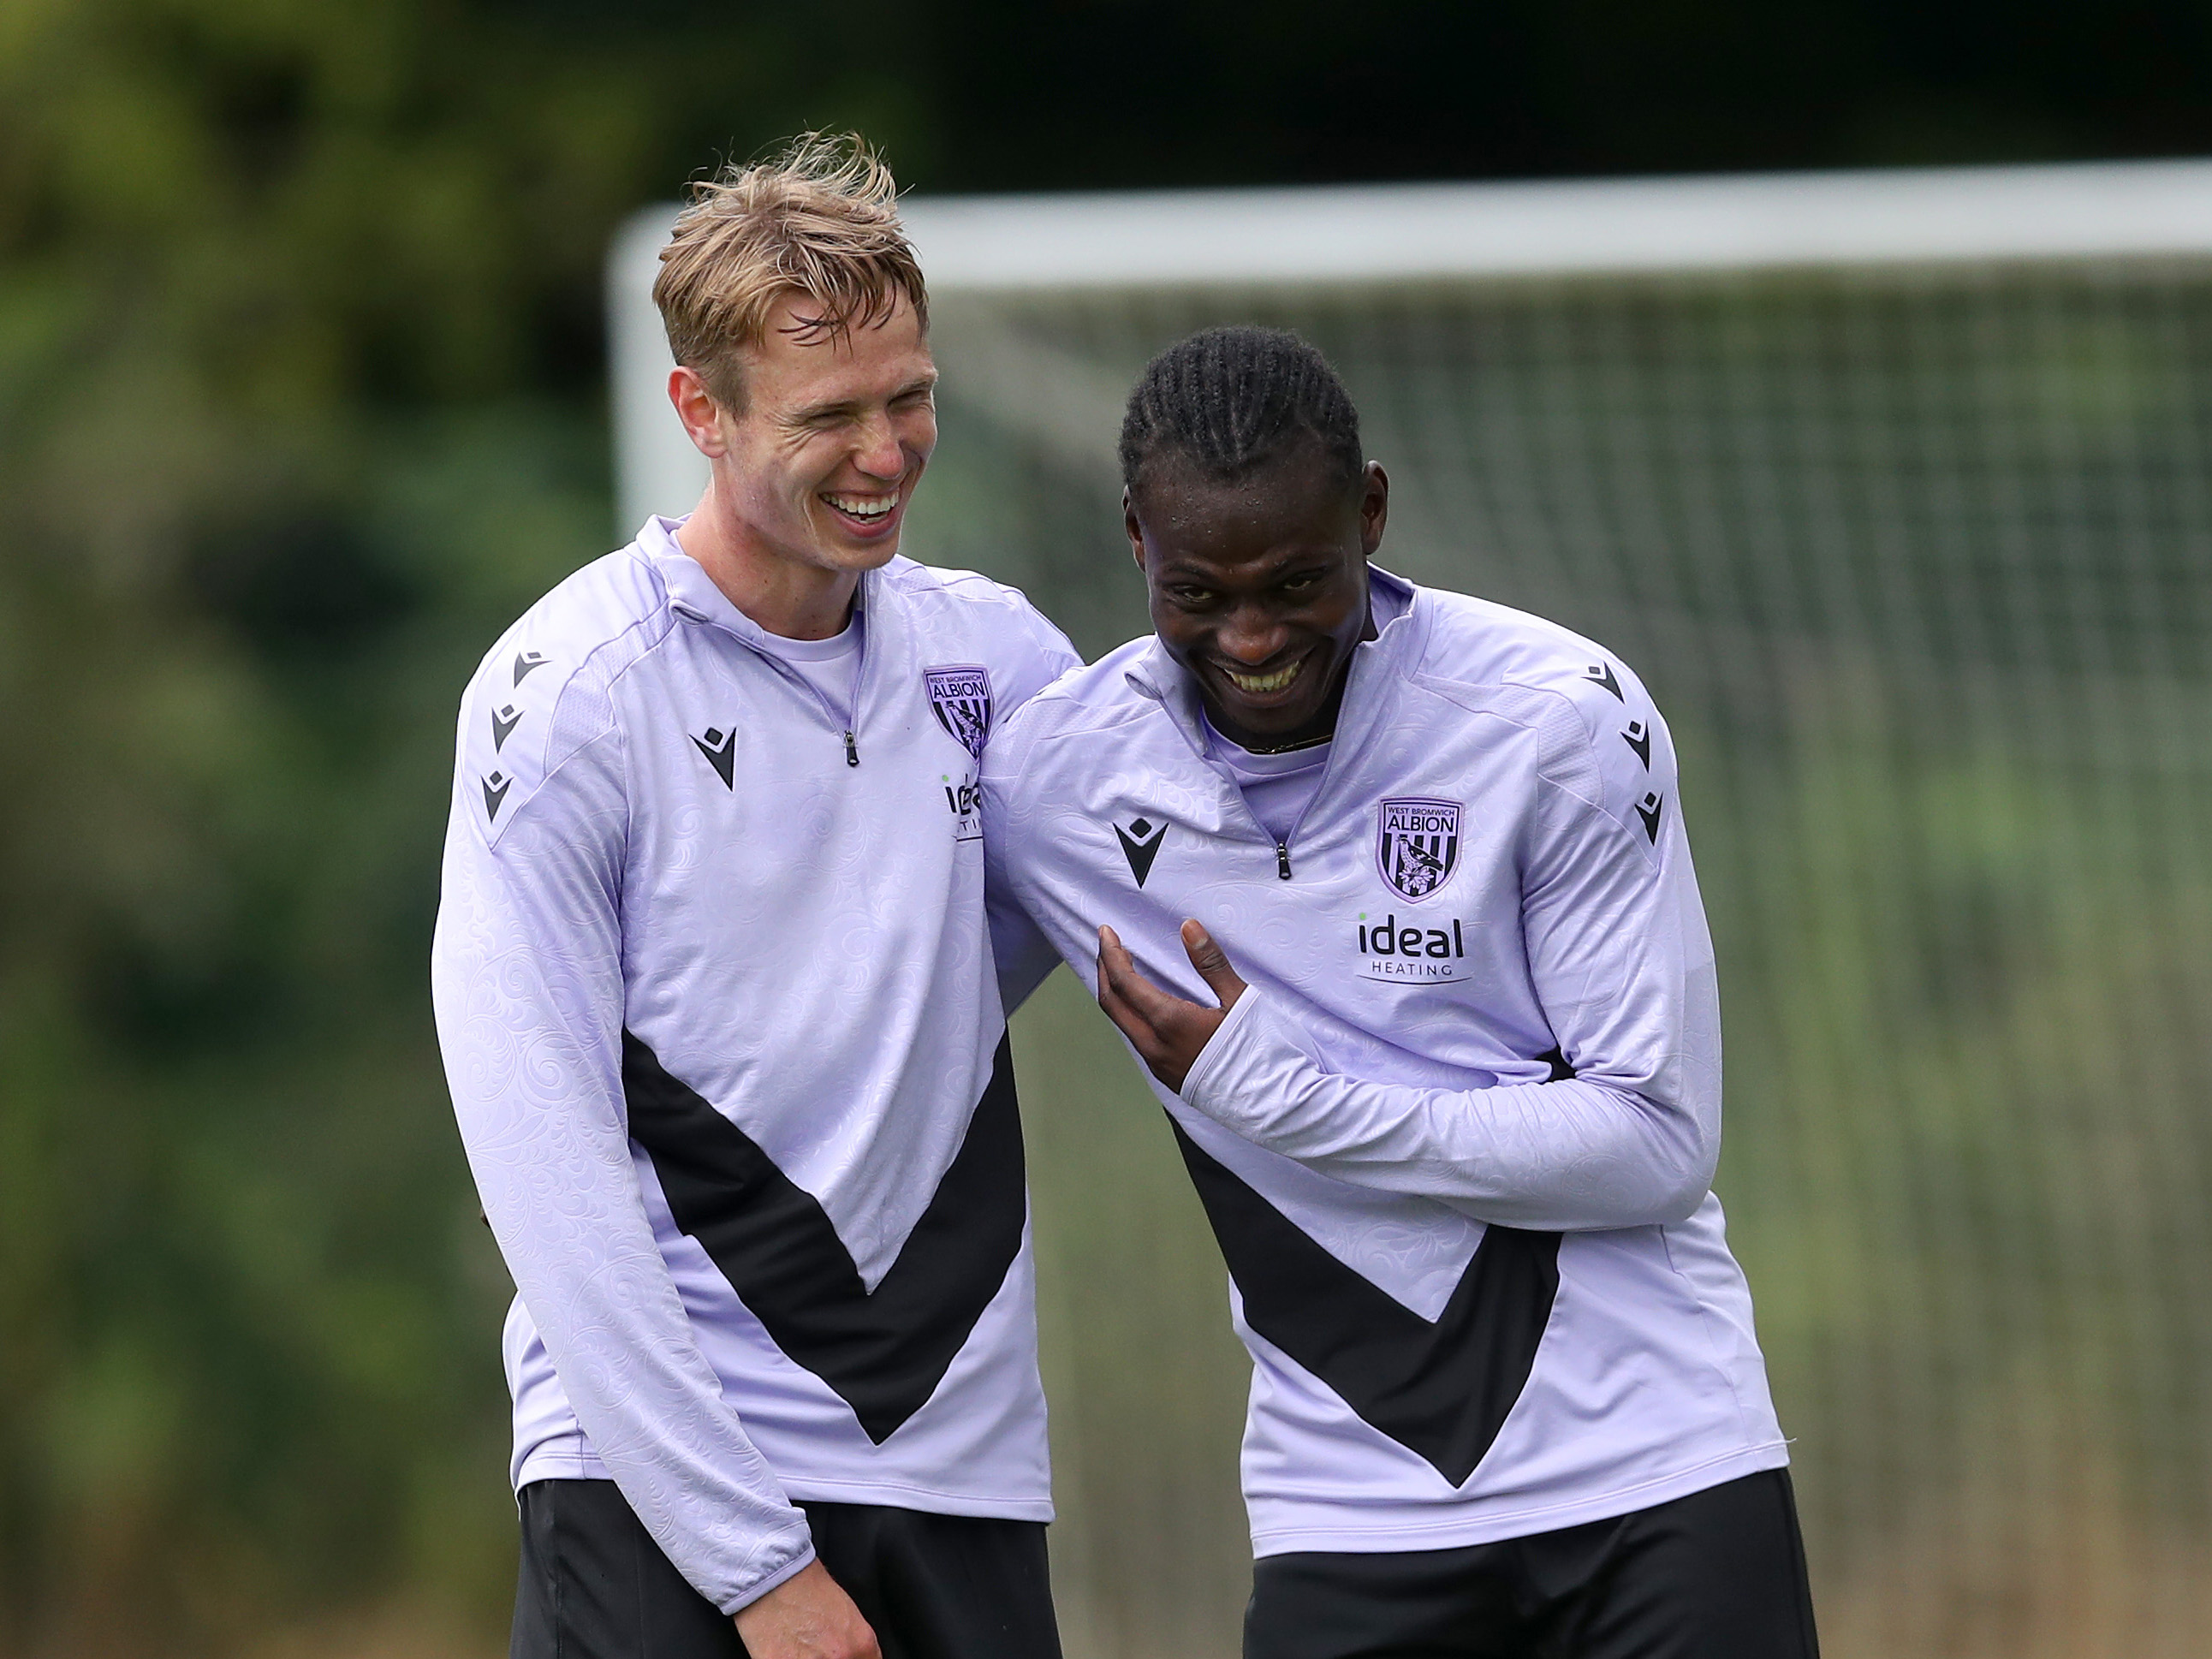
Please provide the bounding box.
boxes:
[692,727,736,789]
[1115,817,1167,887]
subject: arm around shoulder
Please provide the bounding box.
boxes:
[979,695,1067,1015]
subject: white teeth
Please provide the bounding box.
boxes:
[1226,660,1302,695]
[824,491,898,520]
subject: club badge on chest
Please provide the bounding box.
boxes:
[1377,796,1462,901]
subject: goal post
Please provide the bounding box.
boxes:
[608,160,2212,1659]
[609,158,2212,532]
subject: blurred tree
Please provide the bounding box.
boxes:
[909,0,2212,188]
[0,2,685,1650]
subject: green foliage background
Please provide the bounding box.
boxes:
[8,1,2212,1654]
[0,4,636,1647]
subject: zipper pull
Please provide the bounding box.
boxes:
[1276,841,1293,880]
[843,729,859,768]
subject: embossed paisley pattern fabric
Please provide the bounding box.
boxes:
[432,519,1077,1613]
[983,568,1787,1559]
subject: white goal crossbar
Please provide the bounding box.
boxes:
[609,157,2212,531]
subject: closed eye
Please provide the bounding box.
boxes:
[788,403,860,432]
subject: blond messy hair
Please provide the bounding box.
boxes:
[654,132,930,411]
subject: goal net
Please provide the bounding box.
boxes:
[610,161,2212,1659]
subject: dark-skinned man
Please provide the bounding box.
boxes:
[980,328,1817,1659]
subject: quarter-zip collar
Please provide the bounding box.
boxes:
[641,514,871,651]
[639,515,877,766]
[1124,565,1427,875]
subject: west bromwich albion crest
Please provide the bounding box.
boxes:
[924,665,993,760]
[1377,797,1463,901]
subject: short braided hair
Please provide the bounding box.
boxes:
[1119,326,1364,497]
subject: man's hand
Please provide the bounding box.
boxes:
[733,1560,879,1659]
[1097,920,1249,1092]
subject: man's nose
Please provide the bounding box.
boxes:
[853,414,905,479]
[1216,605,1287,664]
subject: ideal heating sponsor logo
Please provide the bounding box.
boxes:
[1356,912,1467,980]
[942,770,981,841]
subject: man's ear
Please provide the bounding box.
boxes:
[1359,461,1390,557]
[1124,486,1149,575]
[669,365,733,461]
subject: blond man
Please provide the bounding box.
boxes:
[432,135,1077,1659]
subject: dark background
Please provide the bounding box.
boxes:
[3,3,2208,1653]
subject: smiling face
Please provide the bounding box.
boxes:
[723,287,936,562]
[673,288,937,631]
[1127,443,1389,750]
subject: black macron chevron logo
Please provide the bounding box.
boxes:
[1620,719,1650,768]
[1115,817,1168,886]
[692,726,736,789]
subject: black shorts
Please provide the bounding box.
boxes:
[1244,1467,1819,1659]
[511,1478,1062,1659]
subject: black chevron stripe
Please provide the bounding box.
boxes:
[1168,1116,1561,1485]
[622,1032,1026,1444]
